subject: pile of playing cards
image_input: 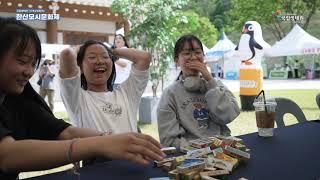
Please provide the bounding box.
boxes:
[154,135,250,180]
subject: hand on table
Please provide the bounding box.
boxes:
[99,133,165,165]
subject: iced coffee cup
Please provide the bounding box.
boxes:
[253,99,277,137]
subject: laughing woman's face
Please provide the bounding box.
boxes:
[0,43,36,95]
[81,44,113,92]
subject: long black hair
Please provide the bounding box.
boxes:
[77,40,117,91]
[113,34,129,48]
[0,17,42,68]
[174,35,204,80]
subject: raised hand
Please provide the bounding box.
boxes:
[186,61,213,81]
[60,48,77,62]
[59,47,79,78]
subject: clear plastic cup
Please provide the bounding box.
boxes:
[253,98,277,137]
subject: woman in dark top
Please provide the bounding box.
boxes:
[0,17,164,180]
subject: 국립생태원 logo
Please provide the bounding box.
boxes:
[272,9,304,22]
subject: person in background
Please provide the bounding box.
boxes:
[0,17,164,180]
[217,65,223,78]
[293,59,300,78]
[213,63,219,78]
[157,35,240,148]
[283,63,292,78]
[39,56,56,111]
[113,34,132,89]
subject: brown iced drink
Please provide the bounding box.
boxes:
[256,111,275,128]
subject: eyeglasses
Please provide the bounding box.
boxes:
[180,50,204,58]
[86,54,111,63]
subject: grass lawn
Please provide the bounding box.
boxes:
[140,89,320,139]
[48,89,320,139]
[20,89,319,179]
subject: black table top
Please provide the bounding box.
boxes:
[229,120,320,180]
[29,120,320,180]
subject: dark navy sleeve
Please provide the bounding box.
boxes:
[3,83,70,140]
[0,123,11,140]
[0,106,12,140]
[22,99,71,140]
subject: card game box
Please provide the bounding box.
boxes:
[155,136,250,179]
[200,169,229,177]
[154,157,176,167]
[161,147,177,155]
[177,158,206,174]
[189,138,213,148]
[186,147,211,159]
[180,146,198,153]
[223,145,250,160]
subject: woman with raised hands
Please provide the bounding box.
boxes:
[59,39,151,134]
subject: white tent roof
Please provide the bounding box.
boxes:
[205,32,236,62]
[210,32,236,52]
[202,44,209,53]
[265,24,320,57]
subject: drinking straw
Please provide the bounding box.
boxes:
[262,90,267,112]
[256,90,263,99]
[256,90,267,112]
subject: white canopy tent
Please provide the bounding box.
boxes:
[202,44,209,54]
[205,32,236,62]
[265,24,320,57]
[264,24,320,79]
[205,32,239,79]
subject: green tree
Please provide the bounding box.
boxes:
[183,0,218,18]
[171,11,219,48]
[112,0,189,97]
[183,0,232,32]
[112,0,218,96]
[226,0,320,41]
[209,0,233,31]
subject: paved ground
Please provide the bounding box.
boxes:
[220,79,320,92]
[52,79,320,113]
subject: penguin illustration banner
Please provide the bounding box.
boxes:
[235,21,270,68]
[234,21,270,110]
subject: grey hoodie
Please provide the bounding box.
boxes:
[157,78,240,147]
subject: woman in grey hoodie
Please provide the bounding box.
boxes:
[157,35,240,148]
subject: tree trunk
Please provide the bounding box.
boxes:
[161,76,164,91]
[303,1,317,30]
[152,81,159,98]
